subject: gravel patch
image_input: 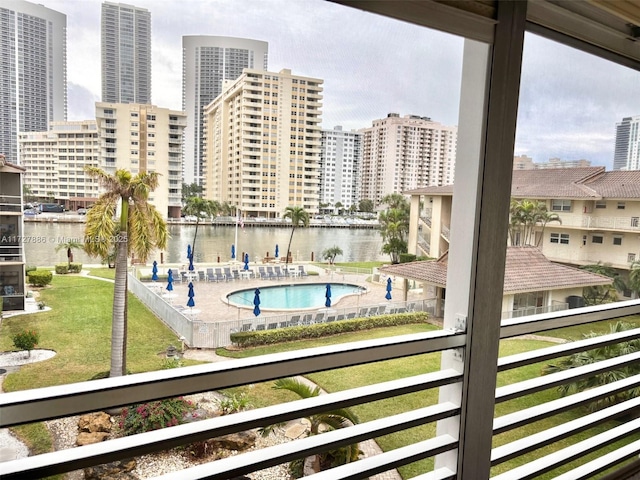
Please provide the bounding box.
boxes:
[0,349,56,367]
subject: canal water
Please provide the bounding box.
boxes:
[22,222,386,266]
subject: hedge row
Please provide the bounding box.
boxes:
[230,312,429,348]
[27,270,53,287]
[55,263,83,274]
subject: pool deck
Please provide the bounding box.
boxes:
[149,266,424,324]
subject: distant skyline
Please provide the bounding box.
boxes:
[37,0,640,170]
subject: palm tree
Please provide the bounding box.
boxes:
[322,245,343,264]
[580,262,626,305]
[265,378,361,473]
[182,197,219,263]
[84,167,168,377]
[628,260,640,298]
[508,199,561,246]
[282,206,309,266]
[55,239,84,269]
[378,195,410,264]
[542,321,640,412]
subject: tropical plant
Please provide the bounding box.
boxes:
[358,198,374,213]
[182,196,219,262]
[54,239,84,269]
[262,378,361,475]
[542,321,640,412]
[282,206,310,266]
[322,245,343,264]
[580,262,626,305]
[84,167,168,378]
[508,199,561,247]
[628,260,640,299]
[378,194,410,264]
[181,182,203,201]
[217,392,252,415]
[118,397,196,436]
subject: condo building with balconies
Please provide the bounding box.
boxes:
[95,103,187,218]
[202,68,323,218]
[320,126,362,212]
[358,113,457,206]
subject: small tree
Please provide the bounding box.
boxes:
[322,246,343,264]
[358,199,374,213]
[55,239,84,269]
[13,329,39,357]
[283,206,310,267]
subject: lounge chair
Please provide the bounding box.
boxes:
[298,265,309,277]
[396,306,408,314]
[279,321,290,329]
[368,307,379,317]
[273,266,284,279]
[214,268,225,282]
[326,315,337,323]
[267,322,278,330]
[301,314,313,325]
[265,266,276,280]
[336,314,346,321]
[346,312,356,319]
[241,323,253,332]
[289,315,301,327]
[256,324,266,331]
[314,312,325,323]
[223,267,234,281]
[206,268,215,282]
[258,266,267,279]
[198,270,206,282]
[357,307,369,318]
[232,270,240,281]
[180,271,189,283]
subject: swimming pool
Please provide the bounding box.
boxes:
[226,283,366,310]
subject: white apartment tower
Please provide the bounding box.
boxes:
[182,36,268,185]
[203,68,323,218]
[320,126,362,211]
[359,113,457,205]
[613,115,640,171]
[95,103,187,218]
[19,121,100,207]
[101,2,151,104]
[0,0,67,164]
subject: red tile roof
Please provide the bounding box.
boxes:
[379,246,612,294]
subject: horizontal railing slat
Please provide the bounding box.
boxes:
[552,438,640,480]
[492,396,640,465]
[0,330,463,427]
[494,375,640,434]
[492,417,640,480]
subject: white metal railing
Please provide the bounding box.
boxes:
[0,195,22,213]
[2,300,640,479]
[554,213,640,232]
[501,301,568,319]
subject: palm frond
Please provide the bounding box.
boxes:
[273,377,320,398]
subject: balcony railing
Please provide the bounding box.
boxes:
[501,301,568,319]
[0,195,22,213]
[2,299,640,479]
[555,213,640,232]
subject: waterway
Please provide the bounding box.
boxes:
[22,222,386,266]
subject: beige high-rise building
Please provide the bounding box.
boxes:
[19,121,100,208]
[359,113,457,205]
[95,103,187,218]
[203,68,323,218]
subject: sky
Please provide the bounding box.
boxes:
[40,0,640,170]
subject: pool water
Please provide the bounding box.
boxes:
[227,283,365,310]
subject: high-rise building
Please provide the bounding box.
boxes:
[95,103,187,218]
[0,0,67,164]
[513,155,591,170]
[101,2,151,104]
[19,121,100,208]
[320,126,362,212]
[613,115,640,170]
[359,113,457,205]
[203,68,322,218]
[182,36,268,185]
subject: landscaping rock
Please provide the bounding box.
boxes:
[77,431,110,446]
[207,431,257,451]
[83,458,138,479]
[78,412,112,433]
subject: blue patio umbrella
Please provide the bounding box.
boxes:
[325,283,332,308]
[244,253,249,271]
[151,260,158,281]
[231,244,236,260]
[385,277,393,300]
[187,282,195,308]
[187,244,195,271]
[166,269,174,291]
[253,288,261,316]
[275,244,279,258]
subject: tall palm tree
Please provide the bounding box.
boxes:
[580,262,626,305]
[508,199,561,246]
[182,197,219,263]
[282,206,309,266]
[628,260,640,298]
[84,167,168,377]
[265,378,361,473]
[378,195,410,263]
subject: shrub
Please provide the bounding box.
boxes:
[55,264,69,274]
[13,329,39,356]
[37,301,46,310]
[230,312,429,348]
[399,253,417,263]
[27,270,52,287]
[25,265,37,274]
[69,262,83,273]
[118,397,196,436]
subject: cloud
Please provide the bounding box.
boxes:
[67,83,99,121]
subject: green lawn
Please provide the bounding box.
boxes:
[86,267,117,280]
